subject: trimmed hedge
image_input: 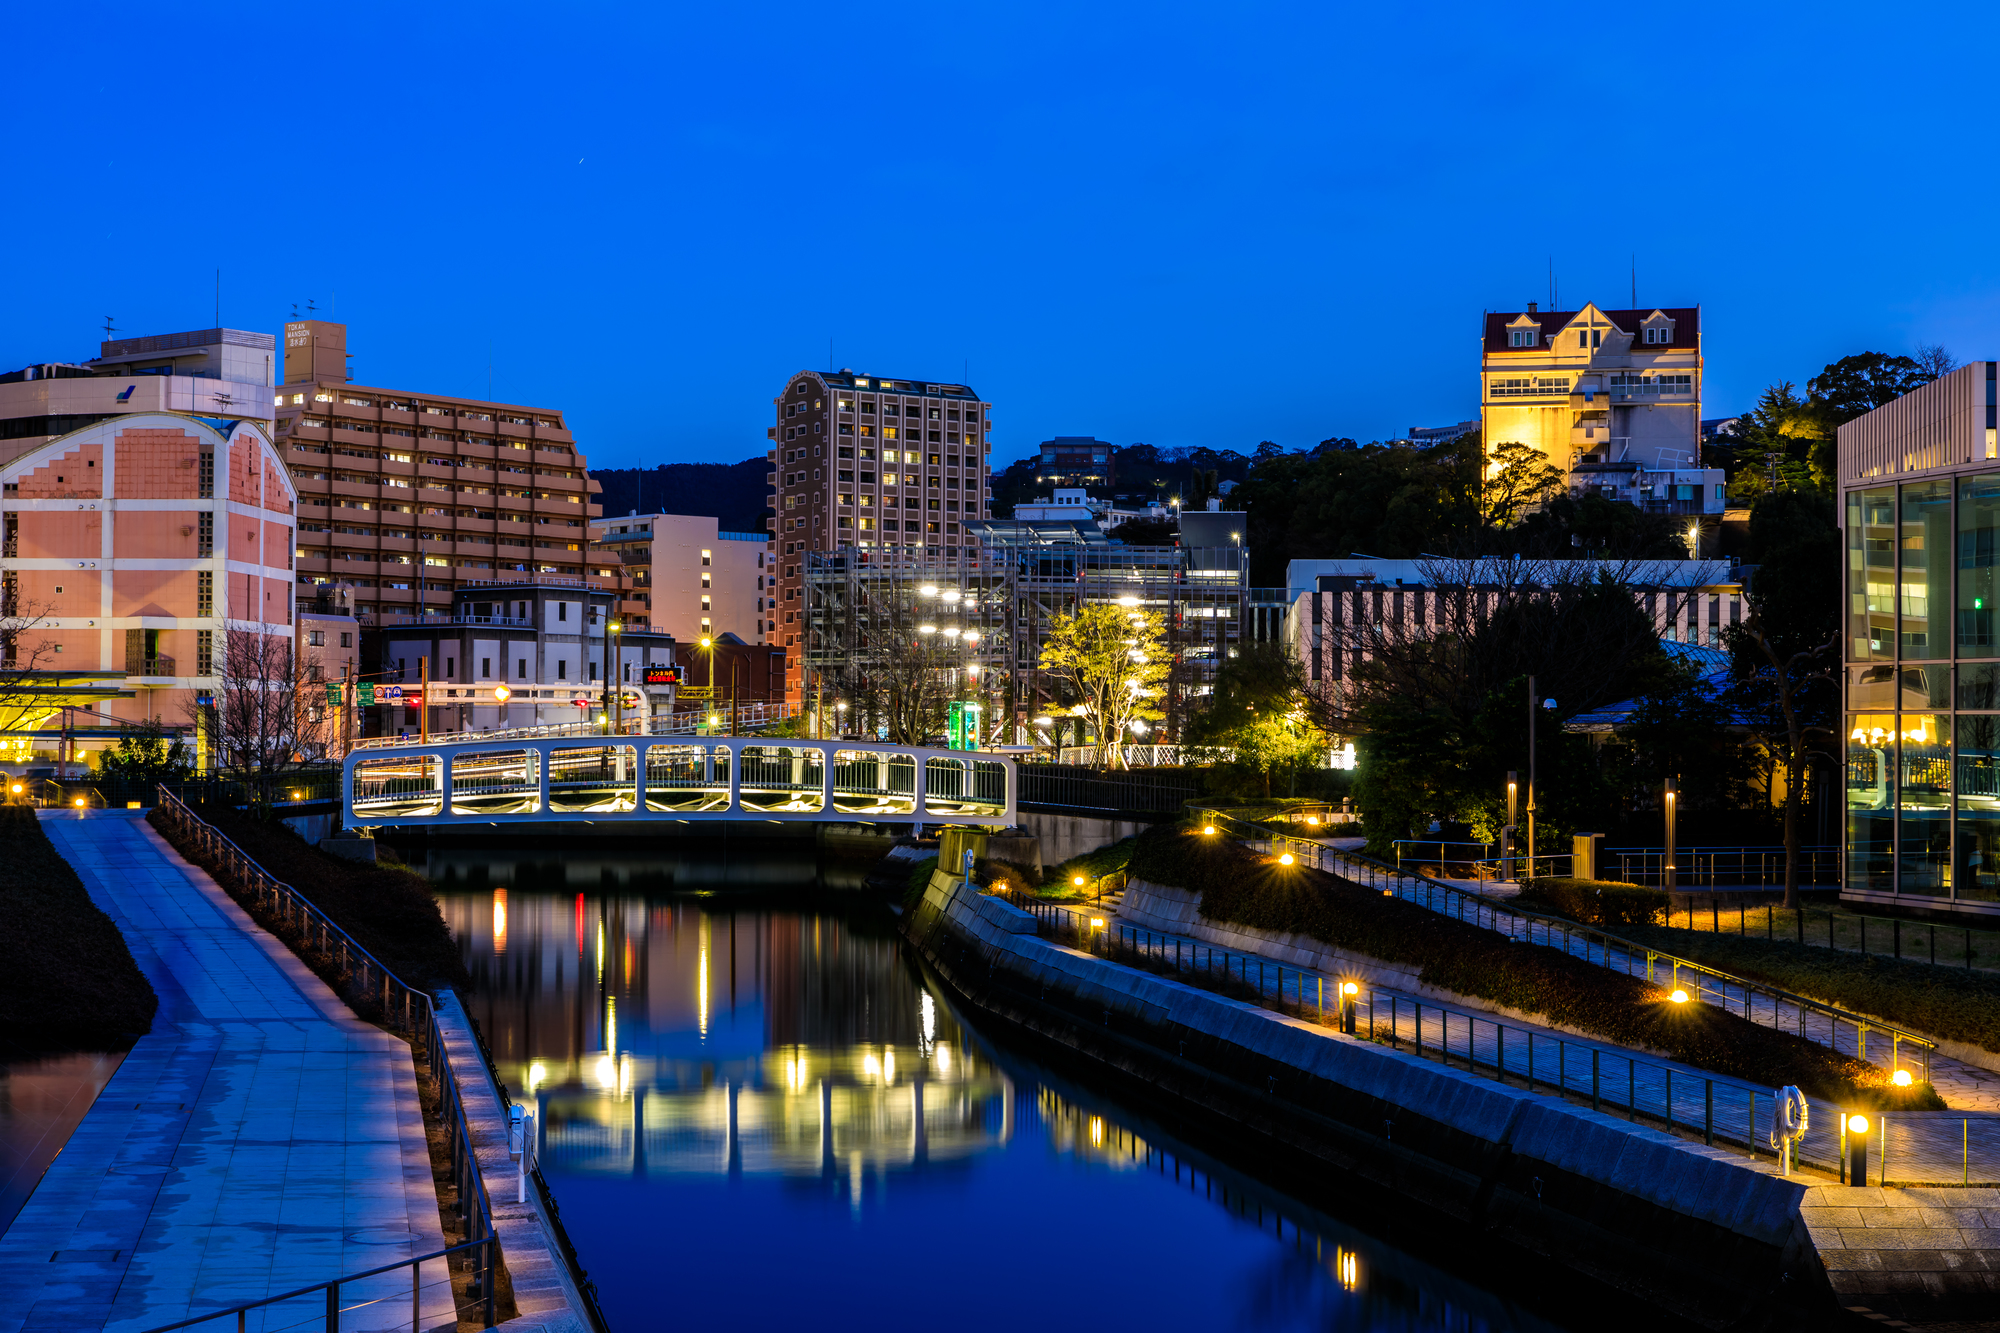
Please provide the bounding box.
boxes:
[1619,926,2000,1057]
[150,804,468,993]
[1516,878,1668,929]
[1129,824,1940,1110]
[904,856,940,910]
[0,807,157,1051]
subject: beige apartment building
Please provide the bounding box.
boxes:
[274,321,606,624]
[590,512,771,643]
[767,369,993,698]
[1481,303,1706,491]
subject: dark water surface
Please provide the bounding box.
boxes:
[430,843,1584,1333]
[0,1049,125,1232]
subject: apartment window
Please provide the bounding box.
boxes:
[196,630,214,676]
[518,658,528,679]
[1507,328,1537,347]
[557,660,567,680]
[482,657,491,677]
[197,513,214,557]
[700,572,711,587]
[341,632,352,648]
[307,630,326,647]
[197,570,214,615]
[701,549,712,565]
[446,657,455,677]
[198,450,215,498]
[558,602,568,622]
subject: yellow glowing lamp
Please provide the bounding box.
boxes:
[1305,815,1319,826]
[1892,1069,1913,1087]
[493,685,512,703]
[73,797,86,808]
[1341,981,1359,996]
[1670,989,1690,1004]
[1202,825,1216,836]
[9,783,20,794]
[700,636,713,648]
[1278,852,1296,866]
[1073,875,1086,886]
[609,620,621,633]
[707,713,720,727]
[1848,1114,1870,1134]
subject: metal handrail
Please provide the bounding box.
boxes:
[138,1237,491,1333]
[1199,810,1939,1070]
[348,702,805,752]
[148,789,502,1331]
[984,883,1998,1184]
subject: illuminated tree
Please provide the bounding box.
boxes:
[1038,604,1169,768]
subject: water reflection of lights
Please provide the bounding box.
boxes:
[935,1043,951,1074]
[528,1062,547,1093]
[595,1055,616,1089]
[1336,1247,1360,1291]
[698,917,710,1038]
[492,889,508,955]
[1089,1116,1104,1147]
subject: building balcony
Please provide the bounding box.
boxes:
[125,656,176,681]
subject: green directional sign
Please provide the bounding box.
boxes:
[326,682,344,706]
[356,682,376,706]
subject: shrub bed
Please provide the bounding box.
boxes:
[0,807,157,1052]
[1615,925,2000,1057]
[150,804,467,993]
[903,856,940,910]
[1129,824,1939,1110]
[1515,878,1668,929]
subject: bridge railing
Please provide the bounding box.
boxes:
[344,737,1016,825]
[149,789,502,1330]
[349,702,804,753]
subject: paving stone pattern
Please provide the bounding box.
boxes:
[0,812,453,1333]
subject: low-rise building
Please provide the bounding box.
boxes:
[1034,437,1115,488]
[373,576,676,736]
[298,583,360,759]
[589,512,771,642]
[1837,360,2000,918]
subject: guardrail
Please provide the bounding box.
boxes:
[147,789,502,1332]
[1016,763,1202,814]
[349,703,804,752]
[1611,845,1840,889]
[1673,896,2000,970]
[1199,811,1939,1081]
[991,887,1998,1186]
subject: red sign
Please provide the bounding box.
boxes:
[644,666,682,685]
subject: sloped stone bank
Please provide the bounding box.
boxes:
[904,867,1838,1332]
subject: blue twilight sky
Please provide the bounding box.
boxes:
[3,2,1997,473]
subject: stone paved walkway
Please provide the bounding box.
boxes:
[0,811,451,1333]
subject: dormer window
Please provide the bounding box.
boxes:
[1643,325,1673,345]
[1508,328,1538,347]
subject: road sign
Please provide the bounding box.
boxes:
[326,682,343,706]
[643,666,681,685]
[356,682,376,706]
[381,685,403,704]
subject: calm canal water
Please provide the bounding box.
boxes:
[429,841,1597,1333]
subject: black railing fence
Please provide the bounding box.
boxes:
[1016,763,1203,814]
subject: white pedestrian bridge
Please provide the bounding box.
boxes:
[343,730,1015,828]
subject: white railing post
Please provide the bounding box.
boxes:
[535,741,550,815]
[724,739,741,813]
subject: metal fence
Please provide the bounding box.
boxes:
[993,887,2000,1186]
[146,790,502,1332]
[1610,845,1840,889]
[1200,812,1941,1080]
[10,770,344,811]
[1672,895,1999,970]
[1016,763,1204,814]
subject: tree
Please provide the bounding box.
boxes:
[190,623,325,802]
[94,718,194,784]
[1482,441,1568,526]
[1038,604,1169,768]
[820,581,979,746]
[1914,343,1959,381]
[1722,489,1841,907]
[1184,642,1326,795]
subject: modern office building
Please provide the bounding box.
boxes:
[1034,437,1115,488]
[589,512,771,643]
[1839,361,2000,918]
[0,327,294,763]
[1284,554,1746,691]
[1481,302,1724,513]
[375,577,676,736]
[274,321,606,625]
[767,369,994,698]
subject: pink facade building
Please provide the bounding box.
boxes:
[3,412,297,753]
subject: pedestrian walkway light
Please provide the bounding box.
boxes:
[1892,1068,1913,1087]
[1278,852,1296,865]
[1846,1114,1871,1184]
[1202,825,1216,836]
[1670,988,1689,1003]
[1338,980,1359,1034]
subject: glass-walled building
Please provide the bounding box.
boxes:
[1839,361,2000,917]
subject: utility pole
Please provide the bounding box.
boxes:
[1526,676,1537,877]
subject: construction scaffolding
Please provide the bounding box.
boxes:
[802,520,1248,743]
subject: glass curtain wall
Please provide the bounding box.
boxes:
[1844,479,2000,903]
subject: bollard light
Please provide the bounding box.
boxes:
[73,797,85,808]
[1670,989,1689,1004]
[1337,980,1359,1034]
[1073,875,1086,887]
[1278,852,1296,866]
[1892,1069,1913,1088]
[1202,825,1216,836]
[1849,1114,1870,1134]
[1846,1113,1871,1185]
[1306,815,1319,826]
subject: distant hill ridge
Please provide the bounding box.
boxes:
[591,459,771,533]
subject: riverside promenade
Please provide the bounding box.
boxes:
[0,811,451,1332]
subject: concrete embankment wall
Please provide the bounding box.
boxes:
[906,869,1832,1330]
[1016,809,1156,864]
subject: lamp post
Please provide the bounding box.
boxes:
[699,635,714,734]
[1664,776,1678,892]
[1526,683,1556,879]
[608,619,623,735]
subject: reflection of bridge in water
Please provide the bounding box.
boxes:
[347,735,1013,828]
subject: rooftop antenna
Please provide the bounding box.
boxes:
[102,316,117,341]
[307,298,317,314]
[291,303,299,319]
[1630,254,1636,309]
[215,269,220,327]
[1547,257,1553,311]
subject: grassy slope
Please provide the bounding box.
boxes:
[0,808,157,1052]
[1128,824,1938,1110]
